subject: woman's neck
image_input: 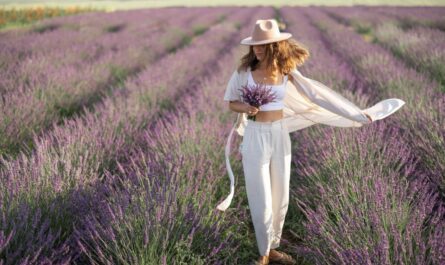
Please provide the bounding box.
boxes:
[256,61,268,71]
[254,64,279,76]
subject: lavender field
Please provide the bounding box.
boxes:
[0,5,444,265]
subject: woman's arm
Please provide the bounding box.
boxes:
[229,100,259,115]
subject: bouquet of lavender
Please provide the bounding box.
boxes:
[238,83,278,121]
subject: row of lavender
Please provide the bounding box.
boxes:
[0,7,228,158]
[63,7,278,264]
[372,6,445,31]
[279,7,445,264]
[320,6,445,89]
[0,7,261,263]
[72,6,278,262]
[314,6,445,201]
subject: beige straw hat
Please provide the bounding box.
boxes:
[240,19,292,45]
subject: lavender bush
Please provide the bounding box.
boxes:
[372,6,445,31]
[291,122,445,264]
[279,6,445,264]
[308,7,445,198]
[322,6,445,88]
[0,7,257,264]
[70,7,276,265]
[0,7,226,158]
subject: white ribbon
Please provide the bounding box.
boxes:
[216,123,236,211]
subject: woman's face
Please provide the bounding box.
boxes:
[252,44,266,61]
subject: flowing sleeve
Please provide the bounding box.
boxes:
[290,69,371,124]
[284,69,406,133]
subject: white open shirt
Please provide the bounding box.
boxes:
[217,66,405,211]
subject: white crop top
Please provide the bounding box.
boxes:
[248,71,288,111]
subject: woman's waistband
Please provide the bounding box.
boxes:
[246,118,287,131]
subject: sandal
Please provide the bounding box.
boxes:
[269,250,296,265]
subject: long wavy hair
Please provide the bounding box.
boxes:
[237,38,310,78]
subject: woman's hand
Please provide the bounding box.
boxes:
[245,104,259,116]
[228,101,258,114]
[364,113,372,122]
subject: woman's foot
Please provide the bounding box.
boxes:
[251,255,269,265]
[269,249,296,265]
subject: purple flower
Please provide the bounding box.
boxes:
[238,83,278,120]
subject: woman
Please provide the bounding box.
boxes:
[218,19,405,265]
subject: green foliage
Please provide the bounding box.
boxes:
[0,6,100,30]
[32,23,59,33]
[105,23,126,33]
[159,98,174,111]
[216,13,226,23]
[234,22,241,30]
[192,25,206,36]
[171,239,207,265]
[109,64,130,85]
[356,24,372,35]
[161,27,188,53]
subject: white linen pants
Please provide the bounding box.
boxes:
[240,118,292,256]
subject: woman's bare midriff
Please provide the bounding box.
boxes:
[254,109,283,122]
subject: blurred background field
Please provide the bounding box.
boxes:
[1,0,445,11]
[1,0,444,30]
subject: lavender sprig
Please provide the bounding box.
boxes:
[238,83,278,121]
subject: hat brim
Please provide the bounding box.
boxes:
[240,33,292,45]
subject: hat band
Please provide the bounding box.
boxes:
[251,30,281,42]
